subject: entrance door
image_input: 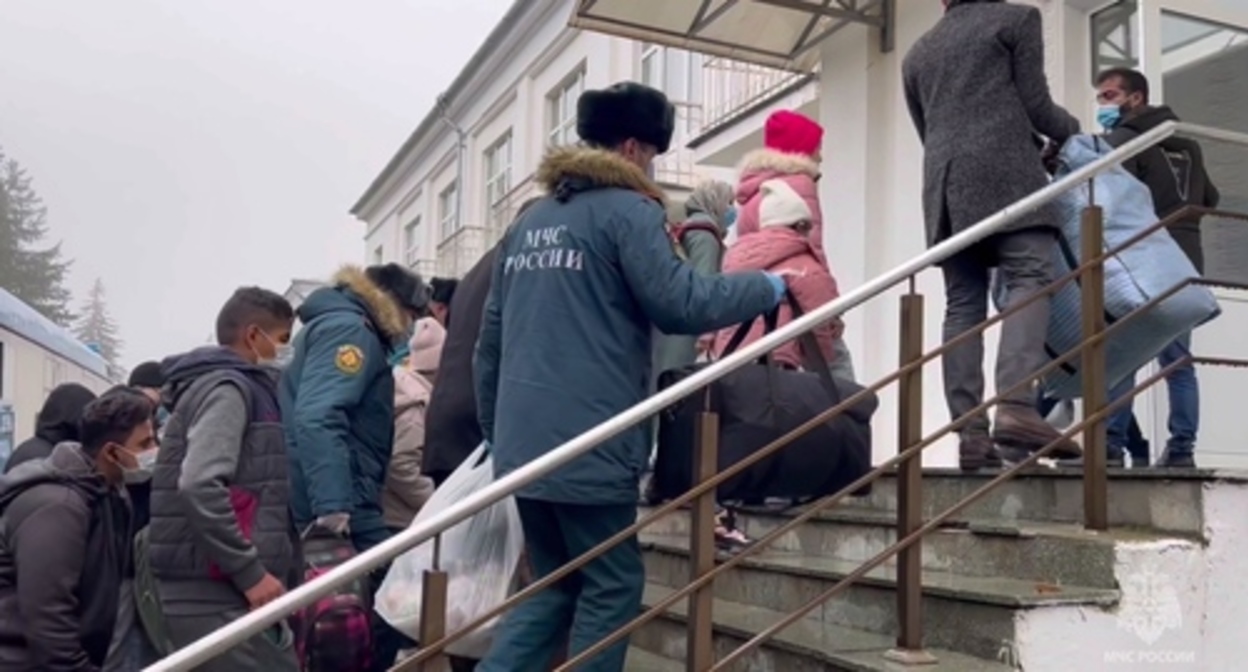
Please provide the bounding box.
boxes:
[1090,0,1248,467]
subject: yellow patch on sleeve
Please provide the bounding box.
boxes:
[334,344,365,375]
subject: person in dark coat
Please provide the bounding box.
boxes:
[422,198,541,489]
[902,0,1083,470]
[0,392,154,671]
[427,277,459,327]
[474,81,784,672]
[4,382,98,473]
[1095,67,1220,469]
[280,263,427,671]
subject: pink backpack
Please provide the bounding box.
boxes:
[295,531,375,672]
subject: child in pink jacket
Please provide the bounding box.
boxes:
[383,317,442,532]
[713,178,843,369]
[736,110,825,257]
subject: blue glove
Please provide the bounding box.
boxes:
[763,272,787,306]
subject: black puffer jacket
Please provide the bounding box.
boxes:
[0,442,131,671]
[1104,105,1221,272]
[4,384,97,473]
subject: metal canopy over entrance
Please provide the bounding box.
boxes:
[569,0,895,72]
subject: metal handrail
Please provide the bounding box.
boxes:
[145,120,1248,671]
[397,200,1215,669]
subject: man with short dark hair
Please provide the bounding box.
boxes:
[903,0,1083,470]
[281,264,429,671]
[428,276,458,326]
[1094,67,1220,468]
[475,81,784,671]
[149,286,299,670]
[0,392,154,670]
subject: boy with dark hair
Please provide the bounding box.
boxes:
[0,393,154,670]
[148,286,299,671]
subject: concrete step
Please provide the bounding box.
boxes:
[640,533,1118,661]
[640,504,1161,589]
[625,645,684,671]
[634,583,1014,672]
[842,468,1237,537]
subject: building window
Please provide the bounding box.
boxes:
[373,245,384,265]
[438,182,459,241]
[484,132,513,213]
[1091,1,1139,76]
[403,216,423,267]
[641,43,663,88]
[547,67,585,147]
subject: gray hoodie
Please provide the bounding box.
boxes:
[0,442,131,671]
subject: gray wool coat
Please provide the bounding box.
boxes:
[902,1,1080,249]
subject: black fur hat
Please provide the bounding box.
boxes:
[365,263,430,314]
[576,82,676,154]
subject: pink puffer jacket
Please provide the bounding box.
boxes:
[383,366,437,529]
[712,227,841,370]
[736,149,824,256]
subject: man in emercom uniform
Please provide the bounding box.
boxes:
[1095,67,1220,468]
[474,81,786,671]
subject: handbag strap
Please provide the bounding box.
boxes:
[782,293,844,403]
[718,305,779,359]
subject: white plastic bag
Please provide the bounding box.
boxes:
[375,443,524,658]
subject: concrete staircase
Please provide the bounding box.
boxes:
[629,469,1233,671]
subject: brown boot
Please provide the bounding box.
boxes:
[992,404,1082,459]
[960,435,1003,472]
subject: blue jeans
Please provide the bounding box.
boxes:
[1107,334,1198,454]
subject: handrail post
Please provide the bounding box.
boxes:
[885,288,937,666]
[687,412,719,671]
[413,536,449,672]
[1080,204,1110,531]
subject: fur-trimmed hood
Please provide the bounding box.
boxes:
[733,148,823,194]
[297,265,409,342]
[734,148,825,255]
[536,146,666,204]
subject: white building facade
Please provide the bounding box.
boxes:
[0,288,112,459]
[354,0,1248,467]
[351,0,730,280]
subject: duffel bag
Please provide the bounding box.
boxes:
[654,294,877,503]
[992,135,1219,400]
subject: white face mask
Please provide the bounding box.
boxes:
[256,330,294,370]
[269,344,295,370]
[123,449,157,485]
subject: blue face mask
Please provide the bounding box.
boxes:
[1097,104,1122,129]
[723,206,738,230]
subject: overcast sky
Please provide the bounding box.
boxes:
[0,0,512,369]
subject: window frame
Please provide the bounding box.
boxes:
[546,67,586,148]
[438,182,460,242]
[403,215,423,267]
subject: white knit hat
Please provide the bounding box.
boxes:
[408,317,446,374]
[757,179,813,229]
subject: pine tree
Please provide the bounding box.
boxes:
[0,146,75,326]
[74,278,123,366]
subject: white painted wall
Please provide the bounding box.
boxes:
[811,0,1248,468]
[1014,480,1248,670]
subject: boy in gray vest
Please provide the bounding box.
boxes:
[148,287,298,671]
